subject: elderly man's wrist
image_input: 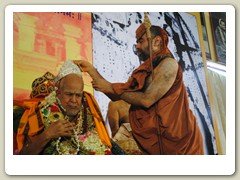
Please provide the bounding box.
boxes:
[43,130,52,141]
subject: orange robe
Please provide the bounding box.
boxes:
[17,91,111,153]
[112,55,204,155]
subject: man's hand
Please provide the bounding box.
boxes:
[74,60,117,99]
[74,60,113,94]
[73,60,94,73]
[20,119,75,155]
[44,120,75,140]
[73,60,100,79]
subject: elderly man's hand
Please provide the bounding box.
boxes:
[44,120,75,140]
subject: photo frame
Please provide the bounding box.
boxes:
[210,12,226,64]
[5,5,235,175]
[200,12,212,60]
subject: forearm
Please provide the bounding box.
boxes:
[90,68,150,105]
[120,91,149,107]
[118,58,178,108]
[105,92,121,101]
[88,67,103,81]
[100,81,149,105]
[20,131,51,155]
[90,71,121,101]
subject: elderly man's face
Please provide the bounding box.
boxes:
[57,74,84,117]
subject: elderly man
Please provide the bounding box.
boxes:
[17,60,111,155]
[75,24,204,155]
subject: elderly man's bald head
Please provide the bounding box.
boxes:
[56,74,84,118]
[58,74,83,92]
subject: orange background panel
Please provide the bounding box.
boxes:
[13,12,93,100]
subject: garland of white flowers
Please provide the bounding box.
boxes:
[40,91,109,155]
[55,112,83,155]
[40,91,84,155]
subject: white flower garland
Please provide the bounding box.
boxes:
[40,91,110,155]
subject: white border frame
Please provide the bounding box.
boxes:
[5,5,235,175]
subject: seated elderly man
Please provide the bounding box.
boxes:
[17,60,112,155]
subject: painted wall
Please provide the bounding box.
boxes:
[13,12,93,100]
[92,12,217,154]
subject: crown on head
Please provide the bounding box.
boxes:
[55,60,82,82]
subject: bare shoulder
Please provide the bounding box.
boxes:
[154,57,178,74]
[159,57,178,68]
[152,57,179,85]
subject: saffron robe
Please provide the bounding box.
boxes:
[112,56,204,155]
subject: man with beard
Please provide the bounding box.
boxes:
[74,24,204,155]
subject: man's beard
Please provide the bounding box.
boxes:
[137,50,150,62]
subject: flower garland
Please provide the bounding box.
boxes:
[39,91,111,155]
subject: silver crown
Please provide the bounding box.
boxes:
[55,60,82,82]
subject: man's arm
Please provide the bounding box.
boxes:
[73,60,121,101]
[20,131,52,155]
[120,58,178,108]
[20,120,74,155]
[74,59,178,107]
[100,58,178,108]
